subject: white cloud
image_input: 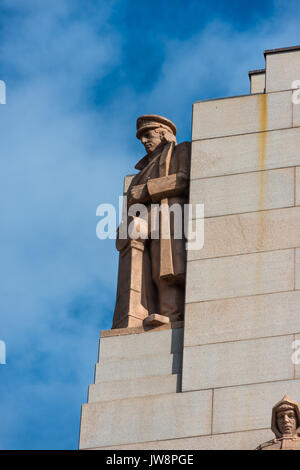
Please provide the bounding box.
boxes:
[0,0,125,449]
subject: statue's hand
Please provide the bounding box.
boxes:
[128,184,148,205]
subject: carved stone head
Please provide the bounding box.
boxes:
[136,114,177,155]
[271,395,300,438]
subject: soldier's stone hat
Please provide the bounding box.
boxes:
[271,395,300,437]
[136,114,177,139]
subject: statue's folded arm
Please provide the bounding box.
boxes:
[147,173,188,201]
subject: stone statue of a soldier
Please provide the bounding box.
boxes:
[112,115,191,329]
[256,395,300,450]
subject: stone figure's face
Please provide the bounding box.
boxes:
[277,409,297,435]
[140,129,162,155]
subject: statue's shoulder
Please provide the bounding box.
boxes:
[256,439,279,450]
[175,141,191,152]
[174,141,191,160]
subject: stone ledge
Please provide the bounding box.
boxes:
[264,45,300,56]
[101,321,184,338]
[88,374,181,403]
[248,68,265,77]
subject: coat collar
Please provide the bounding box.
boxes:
[135,154,148,170]
[135,143,166,170]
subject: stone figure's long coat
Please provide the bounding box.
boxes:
[120,141,191,318]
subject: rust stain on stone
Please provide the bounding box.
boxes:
[256,94,268,286]
[259,94,268,170]
[258,93,268,220]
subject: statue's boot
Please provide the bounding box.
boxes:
[143,312,183,327]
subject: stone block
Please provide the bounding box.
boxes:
[186,249,294,303]
[250,71,265,94]
[192,91,292,141]
[95,352,182,383]
[189,167,294,218]
[184,291,300,347]
[265,50,300,93]
[182,335,294,391]
[187,207,300,261]
[213,379,300,434]
[98,327,183,362]
[191,127,300,180]
[79,390,212,449]
[88,374,180,403]
[296,248,300,290]
[296,167,300,205]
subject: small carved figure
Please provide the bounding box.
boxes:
[256,395,300,450]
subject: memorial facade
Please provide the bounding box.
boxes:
[79,45,300,450]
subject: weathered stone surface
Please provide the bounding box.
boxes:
[186,249,294,303]
[79,390,212,449]
[96,429,273,450]
[88,374,180,403]
[192,91,292,141]
[294,333,300,379]
[95,352,182,383]
[296,249,300,290]
[98,327,183,362]
[182,335,294,391]
[265,50,300,93]
[185,290,300,345]
[250,71,266,94]
[191,127,300,180]
[213,379,300,434]
[188,207,300,261]
[189,168,294,218]
[184,291,300,347]
[296,167,300,205]
[293,101,300,127]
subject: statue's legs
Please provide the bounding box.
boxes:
[150,239,184,319]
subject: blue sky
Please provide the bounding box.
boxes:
[0,0,299,450]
